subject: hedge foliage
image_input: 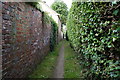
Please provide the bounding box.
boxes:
[67,2,120,79]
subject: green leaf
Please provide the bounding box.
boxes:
[113,9,119,16]
[117,27,120,32]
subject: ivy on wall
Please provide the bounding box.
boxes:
[43,13,58,51]
[49,17,58,51]
[26,2,41,11]
[67,2,120,79]
[26,2,58,51]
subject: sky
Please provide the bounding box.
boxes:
[42,0,72,9]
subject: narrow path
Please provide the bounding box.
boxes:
[53,44,64,78]
[29,41,81,78]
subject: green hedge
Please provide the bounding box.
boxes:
[67,2,120,79]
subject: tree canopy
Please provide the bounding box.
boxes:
[51,1,68,25]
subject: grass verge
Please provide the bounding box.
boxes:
[64,40,82,78]
[28,41,63,78]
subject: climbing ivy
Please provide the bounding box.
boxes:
[67,2,120,79]
[27,2,58,51]
[43,12,51,24]
[26,2,41,11]
[43,13,58,51]
[49,17,58,51]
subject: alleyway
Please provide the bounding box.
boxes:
[2,1,120,79]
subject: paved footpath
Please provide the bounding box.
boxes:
[53,44,64,78]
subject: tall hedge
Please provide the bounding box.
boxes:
[67,2,120,79]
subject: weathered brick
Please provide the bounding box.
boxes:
[3,14,10,20]
[2,2,52,78]
[0,29,1,34]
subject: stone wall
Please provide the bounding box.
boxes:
[0,1,2,79]
[2,2,52,78]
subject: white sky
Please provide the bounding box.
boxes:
[42,0,72,9]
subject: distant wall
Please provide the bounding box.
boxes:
[2,2,52,78]
[58,16,63,41]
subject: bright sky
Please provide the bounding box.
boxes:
[42,0,72,9]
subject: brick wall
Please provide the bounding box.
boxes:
[2,2,52,78]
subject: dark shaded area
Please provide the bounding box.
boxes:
[65,31,69,41]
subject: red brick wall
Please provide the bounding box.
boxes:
[2,2,52,78]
